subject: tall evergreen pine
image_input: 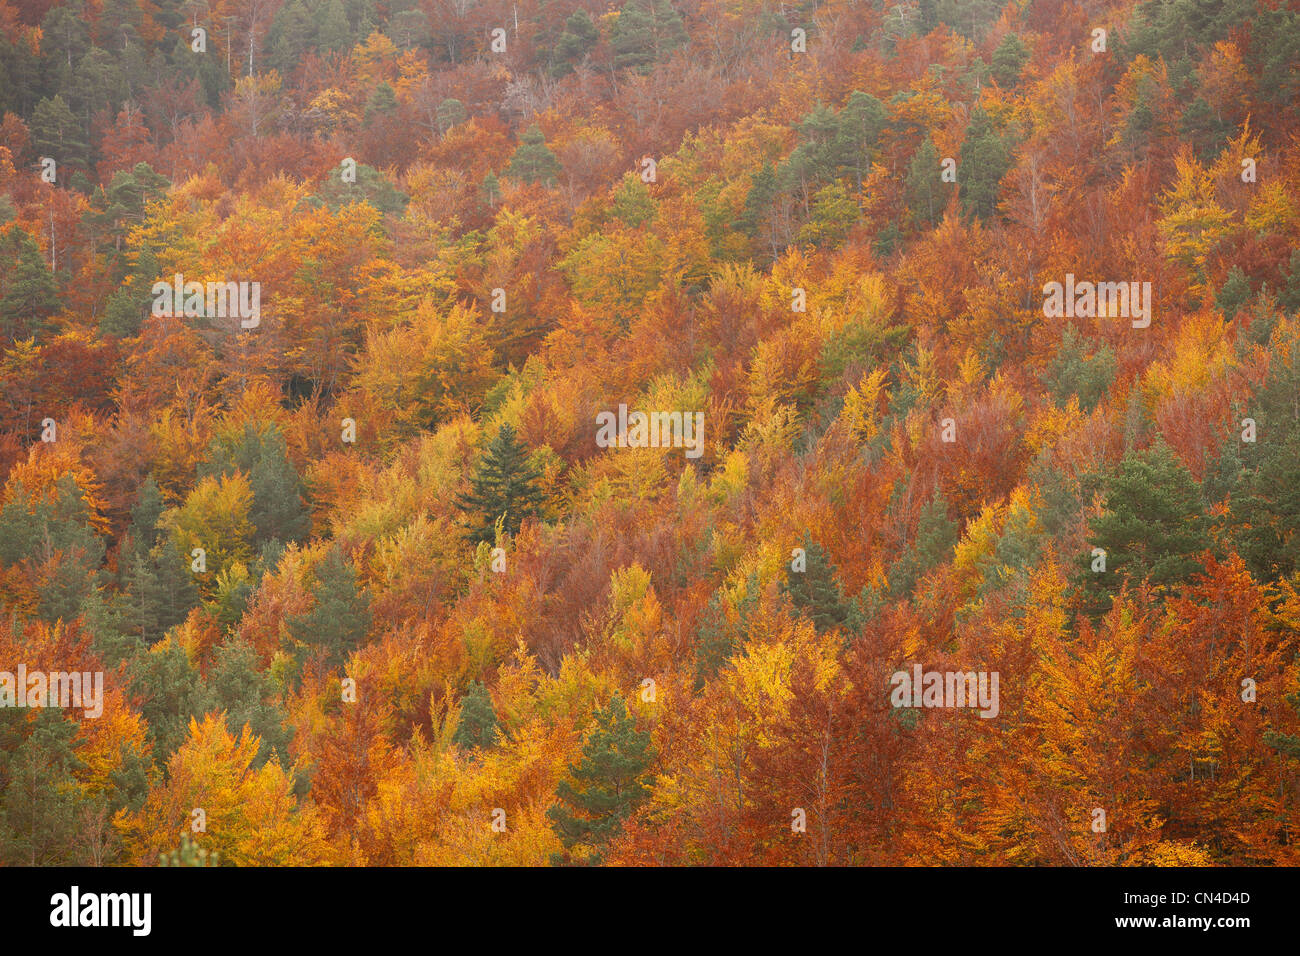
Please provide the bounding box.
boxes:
[547,693,655,864]
[958,106,1010,221]
[506,125,561,185]
[455,424,546,545]
[1228,340,1300,582]
[783,532,850,632]
[452,680,499,750]
[888,491,959,598]
[1078,443,1210,615]
[906,138,944,227]
[288,547,371,669]
[0,229,61,342]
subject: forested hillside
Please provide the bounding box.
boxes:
[2,0,1300,866]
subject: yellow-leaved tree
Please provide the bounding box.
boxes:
[117,714,330,866]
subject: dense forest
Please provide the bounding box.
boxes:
[1,0,1300,866]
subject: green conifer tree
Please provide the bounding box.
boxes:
[312,162,409,217]
[1216,266,1251,318]
[201,424,310,546]
[990,33,1029,87]
[736,162,777,237]
[611,0,684,73]
[1280,250,1300,315]
[836,91,888,182]
[436,97,467,133]
[1043,326,1117,412]
[906,137,945,228]
[455,424,546,545]
[1229,339,1300,582]
[317,0,352,53]
[452,680,499,750]
[888,491,959,597]
[363,81,398,124]
[547,693,655,864]
[126,638,207,764]
[200,639,295,770]
[958,105,1009,221]
[0,710,87,865]
[552,10,599,76]
[0,228,61,342]
[0,475,104,622]
[1078,443,1210,614]
[783,533,850,632]
[506,125,561,185]
[481,171,502,207]
[29,94,87,171]
[287,546,371,669]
